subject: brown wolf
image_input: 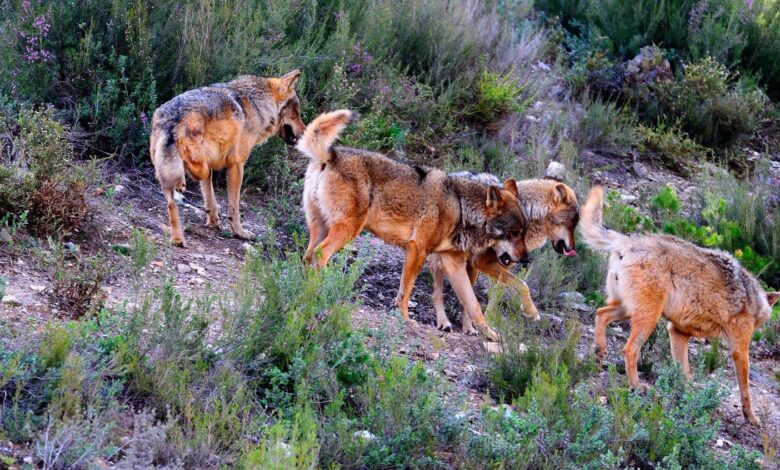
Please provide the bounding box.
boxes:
[428,176,579,334]
[581,185,779,425]
[150,70,306,246]
[298,110,530,340]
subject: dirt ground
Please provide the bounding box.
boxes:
[1,169,778,463]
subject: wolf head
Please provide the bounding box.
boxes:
[546,182,579,256]
[269,70,306,145]
[485,178,530,266]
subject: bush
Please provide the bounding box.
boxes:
[659,57,767,147]
[466,70,532,124]
[572,96,637,152]
[637,122,709,174]
[49,245,107,319]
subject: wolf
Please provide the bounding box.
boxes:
[581,185,779,425]
[297,110,531,340]
[150,70,306,246]
[428,175,579,334]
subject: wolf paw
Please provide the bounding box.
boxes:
[436,319,453,332]
[744,412,761,427]
[594,345,606,364]
[171,237,186,248]
[462,325,479,336]
[480,326,500,342]
[404,318,419,328]
[233,228,256,240]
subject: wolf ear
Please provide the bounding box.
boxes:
[280,69,301,93]
[503,178,519,197]
[768,292,780,307]
[486,186,503,211]
[553,183,570,205]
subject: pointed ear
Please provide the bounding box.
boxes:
[486,186,503,211]
[280,69,301,93]
[768,292,780,307]
[503,178,518,197]
[553,183,569,205]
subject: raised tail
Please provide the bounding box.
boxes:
[296,109,354,163]
[580,185,624,252]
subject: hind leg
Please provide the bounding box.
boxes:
[312,219,362,268]
[622,289,666,389]
[226,163,254,240]
[304,204,327,265]
[667,324,691,378]
[200,171,220,229]
[429,255,453,332]
[594,301,629,364]
[164,188,185,247]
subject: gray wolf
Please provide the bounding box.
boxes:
[150,70,306,246]
[298,110,531,340]
[581,185,779,425]
[429,175,579,334]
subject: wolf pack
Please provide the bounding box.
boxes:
[150,71,779,426]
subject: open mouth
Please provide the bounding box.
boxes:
[498,253,513,266]
[280,124,298,145]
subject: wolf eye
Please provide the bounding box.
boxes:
[508,229,521,238]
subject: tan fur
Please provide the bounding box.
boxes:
[429,178,579,333]
[581,185,779,425]
[299,110,532,340]
[150,70,306,246]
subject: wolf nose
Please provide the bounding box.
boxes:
[518,254,530,266]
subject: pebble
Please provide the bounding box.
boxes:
[30,284,46,293]
[620,194,638,204]
[353,430,377,441]
[1,295,21,306]
[559,291,585,303]
[0,228,12,243]
[176,263,192,274]
[546,161,566,180]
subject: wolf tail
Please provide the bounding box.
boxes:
[580,185,624,252]
[296,109,353,163]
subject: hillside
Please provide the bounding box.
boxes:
[1,1,780,468]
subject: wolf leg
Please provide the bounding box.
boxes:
[594,301,628,364]
[312,220,360,268]
[439,252,499,341]
[164,187,185,247]
[226,163,254,240]
[396,241,427,325]
[429,255,453,332]
[622,289,665,390]
[730,333,760,425]
[200,170,220,228]
[667,323,691,378]
[471,252,538,320]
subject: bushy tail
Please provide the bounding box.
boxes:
[580,185,624,251]
[296,109,354,163]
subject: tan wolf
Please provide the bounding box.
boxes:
[581,185,779,425]
[428,175,579,334]
[298,110,531,340]
[150,70,306,246]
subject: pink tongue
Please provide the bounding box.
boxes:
[563,248,577,256]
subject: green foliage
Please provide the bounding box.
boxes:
[604,190,656,234]
[466,70,531,123]
[637,122,709,174]
[660,57,767,147]
[573,95,637,151]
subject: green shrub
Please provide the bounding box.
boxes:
[637,122,709,174]
[466,70,531,124]
[573,96,637,152]
[660,57,767,147]
[603,190,656,234]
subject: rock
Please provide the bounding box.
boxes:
[620,194,638,204]
[63,241,79,252]
[353,430,377,441]
[559,291,585,304]
[113,184,125,195]
[176,263,192,274]
[624,46,673,86]
[30,284,46,293]
[482,342,503,354]
[571,303,591,312]
[545,161,566,180]
[599,396,608,405]
[1,295,21,306]
[0,228,12,243]
[23,456,33,464]
[716,438,724,448]
[536,61,551,72]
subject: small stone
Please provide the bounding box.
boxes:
[482,342,503,354]
[571,303,591,312]
[545,161,566,180]
[30,284,46,293]
[599,396,608,405]
[620,194,637,204]
[23,456,33,464]
[353,430,377,441]
[1,295,21,306]
[0,228,12,243]
[176,263,192,274]
[716,438,724,448]
[559,291,586,303]
[407,300,417,308]
[113,184,125,195]
[536,61,551,72]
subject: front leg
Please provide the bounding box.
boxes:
[226,163,254,240]
[471,251,538,320]
[439,252,499,341]
[428,254,453,332]
[396,241,427,326]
